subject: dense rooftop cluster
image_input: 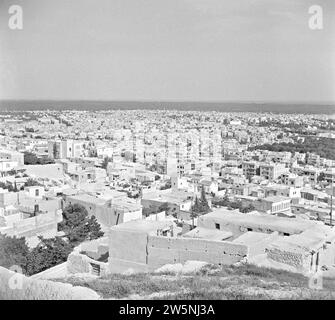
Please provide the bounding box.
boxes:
[0,109,334,290]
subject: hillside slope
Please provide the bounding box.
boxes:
[53,264,335,300]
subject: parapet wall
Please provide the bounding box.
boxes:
[0,267,100,300]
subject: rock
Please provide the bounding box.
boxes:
[154,261,209,274]
[0,266,100,300]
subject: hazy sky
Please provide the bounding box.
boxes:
[0,0,334,102]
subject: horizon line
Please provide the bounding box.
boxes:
[0,99,335,105]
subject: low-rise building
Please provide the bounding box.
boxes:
[237,195,291,215]
[64,193,142,231]
[259,162,288,181]
[242,161,259,180]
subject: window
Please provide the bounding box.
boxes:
[247,228,253,232]
[35,189,39,197]
[283,233,289,236]
[215,223,220,230]
[90,263,100,276]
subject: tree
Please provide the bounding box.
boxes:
[213,195,258,213]
[190,187,212,224]
[26,236,73,276]
[0,182,15,192]
[0,216,6,227]
[24,152,55,165]
[160,181,171,190]
[190,196,202,229]
[0,234,30,273]
[8,169,17,176]
[24,152,38,165]
[200,185,211,213]
[317,172,325,183]
[58,204,104,245]
[24,178,42,187]
[249,137,335,161]
[158,202,170,214]
[240,204,255,213]
[85,216,105,241]
[101,157,112,170]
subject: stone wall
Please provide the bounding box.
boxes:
[108,228,248,273]
[147,236,248,270]
[319,241,335,267]
[266,241,335,273]
[67,252,109,276]
[108,258,150,274]
[109,229,148,265]
[266,248,307,270]
[67,240,109,276]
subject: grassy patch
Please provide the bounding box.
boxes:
[54,264,335,300]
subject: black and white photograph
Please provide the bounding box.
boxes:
[0,0,335,306]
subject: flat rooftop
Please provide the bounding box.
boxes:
[301,188,329,198]
[67,194,106,206]
[110,219,174,235]
[262,196,291,203]
[232,231,279,246]
[113,199,142,212]
[143,190,193,204]
[183,227,233,241]
[200,209,317,235]
[267,224,335,254]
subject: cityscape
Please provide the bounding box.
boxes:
[1,0,335,304]
[0,106,334,300]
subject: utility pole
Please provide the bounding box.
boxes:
[328,179,334,227]
[331,193,333,227]
[331,177,334,227]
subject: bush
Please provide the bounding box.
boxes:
[0,234,30,273]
